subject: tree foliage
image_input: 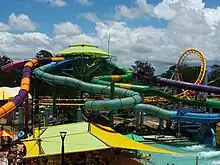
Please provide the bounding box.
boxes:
[35,50,53,58]
[0,54,20,87]
[132,60,155,76]
[162,63,220,84]
[161,65,176,78]
[209,65,220,82]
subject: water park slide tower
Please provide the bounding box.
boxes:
[3,45,220,146]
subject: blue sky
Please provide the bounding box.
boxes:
[0,0,213,35]
[1,0,220,73]
[0,0,215,34]
[0,0,166,35]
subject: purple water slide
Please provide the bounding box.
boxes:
[0,58,53,119]
[134,71,220,94]
[1,60,28,72]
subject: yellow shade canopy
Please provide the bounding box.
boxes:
[23,122,181,158]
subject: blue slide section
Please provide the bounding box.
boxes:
[134,104,220,123]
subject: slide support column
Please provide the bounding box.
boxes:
[203,70,208,112]
[18,107,24,131]
[52,85,57,113]
[24,97,29,136]
[109,82,115,127]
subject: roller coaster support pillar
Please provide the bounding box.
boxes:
[109,82,115,127]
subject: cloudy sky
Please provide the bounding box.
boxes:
[0,0,220,74]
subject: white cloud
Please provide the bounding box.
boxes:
[114,0,155,20]
[37,0,67,7]
[0,22,9,32]
[0,32,51,59]
[77,12,100,23]
[8,13,37,31]
[115,5,140,19]
[75,0,92,6]
[2,0,220,74]
[204,7,220,28]
[53,22,81,35]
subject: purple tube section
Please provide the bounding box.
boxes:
[134,71,220,94]
[9,58,52,108]
[12,89,28,105]
[23,66,32,73]
[22,72,31,78]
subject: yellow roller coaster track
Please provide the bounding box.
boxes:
[176,48,206,98]
[144,48,207,103]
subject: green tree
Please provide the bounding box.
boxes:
[161,65,176,78]
[35,50,53,58]
[132,60,155,76]
[208,65,220,85]
[0,54,20,87]
[180,66,200,83]
[161,64,201,82]
[0,54,12,66]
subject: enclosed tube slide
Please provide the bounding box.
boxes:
[0,57,64,119]
[2,60,28,72]
[134,104,220,123]
[5,58,220,123]
[33,62,142,111]
[34,60,220,123]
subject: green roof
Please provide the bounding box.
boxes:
[56,43,111,57]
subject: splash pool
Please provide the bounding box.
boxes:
[141,141,220,165]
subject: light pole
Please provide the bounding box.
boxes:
[107,28,111,54]
[60,131,67,165]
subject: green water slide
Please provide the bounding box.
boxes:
[205,99,220,108]
[91,60,220,108]
[33,61,220,123]
[33,63,142,111]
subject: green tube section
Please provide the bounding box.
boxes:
[205,99,220,108]
[147,89,216,107]
[92,60,151,91]
[33,63,142,111]
[134,104,172,119]
[92,60,220,108]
